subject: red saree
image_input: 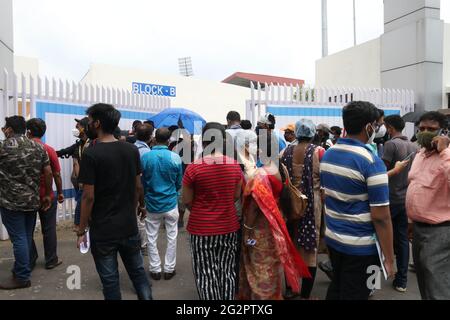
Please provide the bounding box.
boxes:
[238,171,311,299]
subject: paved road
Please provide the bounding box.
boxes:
[0,223,421,300]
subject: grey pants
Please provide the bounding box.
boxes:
[413,223,450,300]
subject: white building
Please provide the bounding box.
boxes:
[14,55,39,78]
[316,0,450,112]
[80,63,251,124]
[316,39,381,89]
[444,23,450,108]
[0,0,14,90]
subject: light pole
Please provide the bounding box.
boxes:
[322,0,328,57]
[353,0,357,46]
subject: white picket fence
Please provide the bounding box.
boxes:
[0,69,170,240]
[246,82,415,127]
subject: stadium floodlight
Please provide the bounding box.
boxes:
[178,57,194,77]
[321,0,328,57]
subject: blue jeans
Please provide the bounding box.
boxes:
[390,203,409,288]
[0,207,37,282]
[74,189,82,225]
[91,233,152,300]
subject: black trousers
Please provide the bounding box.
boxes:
[30,200,58,266]
[326,246,379,300]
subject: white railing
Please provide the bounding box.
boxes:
[246,82,415,126]
[0,69,170,122]
[0,69,171,240]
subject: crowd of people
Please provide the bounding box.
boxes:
[0,100,449,301]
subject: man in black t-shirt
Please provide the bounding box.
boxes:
[77,103,152,300]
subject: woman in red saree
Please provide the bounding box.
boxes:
[237,133,310,300]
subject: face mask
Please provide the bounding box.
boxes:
[72,128,80,138]
[416,130,440,150]
[366,124,376,144]
[375,125,387,139]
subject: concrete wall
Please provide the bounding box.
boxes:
[384,0,441,32]
[381,0,444,112]
[0,0,14,90]
[315,39,381,88]
[81,64,251,124]
[315,1,448,110]
[444,23,450,108]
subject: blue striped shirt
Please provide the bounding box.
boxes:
[320,138,389,256]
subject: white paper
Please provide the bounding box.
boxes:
[374,235,388,281]
[80,231,90,254]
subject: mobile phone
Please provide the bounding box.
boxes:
[431,129,445,150]
[403,152,416,162]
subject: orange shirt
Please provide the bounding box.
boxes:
[406,147,450,224]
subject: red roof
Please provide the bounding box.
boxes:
[222,72,304,88]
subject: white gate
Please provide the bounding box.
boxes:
[246,82,415,130]
[0,69,171,240]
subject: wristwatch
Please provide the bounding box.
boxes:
[77,228,88,237]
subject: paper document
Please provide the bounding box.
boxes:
[374,235,388,281]
[80,231,90,254]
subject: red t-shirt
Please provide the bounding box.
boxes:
[183,155,243,236]
[34,139,61,201]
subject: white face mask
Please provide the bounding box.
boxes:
[375,124,387,139]
[72,128,80,138]
[366,124,376,144]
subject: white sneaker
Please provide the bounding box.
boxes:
[394,286,407,293]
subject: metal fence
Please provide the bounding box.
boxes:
[246,82,415,129]
[0,69,170,240]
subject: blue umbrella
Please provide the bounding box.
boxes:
[148,108,206,135]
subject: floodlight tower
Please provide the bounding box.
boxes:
[178,57,194,77]
[321,0,328,57]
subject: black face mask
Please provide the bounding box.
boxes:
[86,122,98,140]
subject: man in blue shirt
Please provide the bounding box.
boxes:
[141,128,183,281]
[134,123,154,157]
[320,101,394,300]
[134,123,154,255]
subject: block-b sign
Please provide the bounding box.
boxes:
[132,82,176,97]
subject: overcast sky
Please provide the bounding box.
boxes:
[13,0,450,85]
